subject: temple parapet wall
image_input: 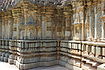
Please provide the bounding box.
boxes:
[0,39,105,69]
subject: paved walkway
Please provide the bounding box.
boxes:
[0,62,69,70]
[29,65,69,70]
[0,62,19,70]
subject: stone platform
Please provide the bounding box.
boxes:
[0,40,105,70]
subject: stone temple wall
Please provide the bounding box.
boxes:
[0,40,105,70]
[0,0,105,70]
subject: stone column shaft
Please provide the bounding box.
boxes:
[89,15,92,39]
[101,2,105,39]
[94,14,97,39]
[94,7,97,40]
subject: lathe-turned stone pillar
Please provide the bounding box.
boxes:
[2,16,5,39]
[0,15,2,39]
[82,6,86,41]
[94,7,98,40]
[89,7,93,41]
[101,21,105,40]
[101,2,105,40]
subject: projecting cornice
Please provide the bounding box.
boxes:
[0,0,74,11]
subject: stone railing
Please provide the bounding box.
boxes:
[60,40,105,70]
[0,39,10,62]
[0,39,105,70]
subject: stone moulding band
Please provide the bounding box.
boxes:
[0,40,105,70]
